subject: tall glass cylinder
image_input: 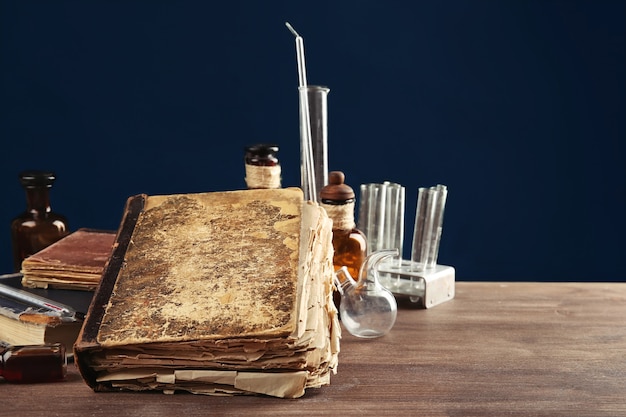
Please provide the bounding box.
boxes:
[299,85,330,201]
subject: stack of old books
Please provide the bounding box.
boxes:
[75,188,340,398]
[1,229,113,353]
[20,228,116,291]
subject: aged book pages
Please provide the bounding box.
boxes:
[0,273,92,349]
[21,229,116,291]
[0,296,83,348]
[75,188,340,398]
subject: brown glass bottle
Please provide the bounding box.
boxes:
[320,171,367,309]
[0,342,67,383]
[244,144,281,189]
[11,170,69,271]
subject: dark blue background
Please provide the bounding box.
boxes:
[1,1,624,280]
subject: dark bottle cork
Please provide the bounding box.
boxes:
[320,171,355,203]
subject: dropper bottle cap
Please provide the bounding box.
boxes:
[19,170,56,189]
[320,171,355,204]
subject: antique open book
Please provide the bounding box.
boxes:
[74,188,340,398]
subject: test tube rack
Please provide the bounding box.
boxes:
[374,184,455,308]
[377,260,455,309]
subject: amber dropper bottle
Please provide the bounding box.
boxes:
[11,170,69,271]
[320,171,368,308]
[0,342,67,383]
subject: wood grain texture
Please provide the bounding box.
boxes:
[4,282,625,416]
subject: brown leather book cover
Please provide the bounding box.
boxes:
[75,188,339,398]
[21,228,116,291]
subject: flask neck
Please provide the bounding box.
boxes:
[25,187,52,216]
[334,266,357,294]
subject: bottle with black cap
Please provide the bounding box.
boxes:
[10,170,69,271]
[244,144,281,189]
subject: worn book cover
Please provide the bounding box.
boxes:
[21,228,116,291]
[75,188,340,398]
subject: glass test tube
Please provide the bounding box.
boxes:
[298,86,316,201]
[358,182,405,263]
[358,183,384,253]
[383,183,405,265]
[411,185,447,270]
[428,185,448,267]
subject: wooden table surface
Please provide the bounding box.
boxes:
[3,282,625,417]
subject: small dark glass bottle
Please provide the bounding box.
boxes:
[320,171,368,309]
[244,144,281,189]
[11,170,70,271]
[0,342,67,383]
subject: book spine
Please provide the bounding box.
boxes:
[77,194,146,344]
[74,194,146,389]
